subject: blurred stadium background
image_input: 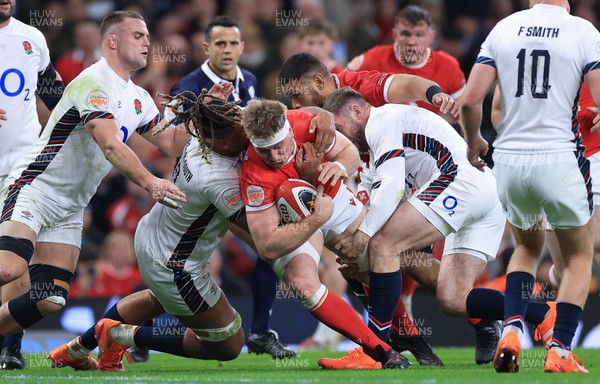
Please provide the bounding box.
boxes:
[10,0,600,353]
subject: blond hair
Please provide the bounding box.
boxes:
[242,99,287,141]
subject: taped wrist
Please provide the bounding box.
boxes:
[425,85,444,104]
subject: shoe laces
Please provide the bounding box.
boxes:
[340,347,364,361]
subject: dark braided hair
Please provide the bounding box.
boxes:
[156,89,243,160]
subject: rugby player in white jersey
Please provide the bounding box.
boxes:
[461,0,600,373]
[0,10,187,345]
[0,0,65,369]
[321,87,556,367]
[49,88,254,370]
[48,85,341,370]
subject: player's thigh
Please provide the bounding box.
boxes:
[270,231,323,278]
[543,152,593,229]
[492,152,545,229]
[442,200,505,264]
[116,289,166,324]
[438,253,487,294]
[32,209,84,271]
[281,245,323,299]
[377,199,445,253]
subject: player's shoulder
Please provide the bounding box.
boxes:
[172,67,204,94]
[240,67,257,83]
[66,61,106,93]
[364,45,393,57]
[10,18,48,49]
[287,109,314,122]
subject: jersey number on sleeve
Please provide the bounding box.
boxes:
[515,49,551,99]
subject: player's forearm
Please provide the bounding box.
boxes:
[256,218,323,262]
[358,163,404,236]
[102,140,155,191]
[387,74,439,104]
[327,140,360,176]
[460,104,483,144]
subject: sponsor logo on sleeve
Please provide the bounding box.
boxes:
[223,188,243,209]
[86,90,110,111]
[246,185,265,206]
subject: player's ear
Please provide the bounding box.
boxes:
[108,35,118,49]
[313,73,325,90]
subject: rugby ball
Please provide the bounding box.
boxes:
[275,179,317,223]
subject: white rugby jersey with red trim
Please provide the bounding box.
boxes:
[477,4,600,153]
[7,57,160,211]
[136,138,245,274]
[0,17,51,177]
[359,104,468,236]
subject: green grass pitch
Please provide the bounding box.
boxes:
[3,348,599,384]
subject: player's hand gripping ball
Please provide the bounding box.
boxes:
[275,179,317,223]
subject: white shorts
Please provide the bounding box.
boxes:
[588,151,600,206]
[408,165,504,262]
[493,151,593,230]
[321,185,364,242]
[0,184,83,247]
[135,235,222,316]
[270,240,321,277]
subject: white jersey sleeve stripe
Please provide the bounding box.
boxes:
[475,56,496,67]
[583,62,600,74]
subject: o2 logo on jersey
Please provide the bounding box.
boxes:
[0,68,31,101]
[119,126,129,143]
[443,195,458,216]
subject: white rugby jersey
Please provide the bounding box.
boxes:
[477,4,600,152]
[8,57,160,211]
[358,104,468,236]
[136,138,245,273]
[0,17,50,177]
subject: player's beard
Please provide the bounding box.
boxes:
[309,87,326,107]
[0,1,14,23]
[349,119,369,153]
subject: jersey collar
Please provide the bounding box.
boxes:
[201,60,245,102]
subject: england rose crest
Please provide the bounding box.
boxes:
[23,41,33,55]
[134,99,142,115]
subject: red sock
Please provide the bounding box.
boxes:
[391,295,419,336]
[309,289,390,353]
[466,317,481,326]
[401,272,417,296]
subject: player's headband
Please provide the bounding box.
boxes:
[250,119,291,148]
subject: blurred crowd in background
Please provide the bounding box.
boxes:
[12,0,600,299]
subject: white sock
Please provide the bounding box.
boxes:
[109,324,139,347]
[550,343,570,358]
[549,265,561,289]
[501,323,524,342]
[67,338,91,360]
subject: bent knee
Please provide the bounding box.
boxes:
[36,299,65,316]
[436,289,466,317]
[368,234,396,261]
[0,261,28,285]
